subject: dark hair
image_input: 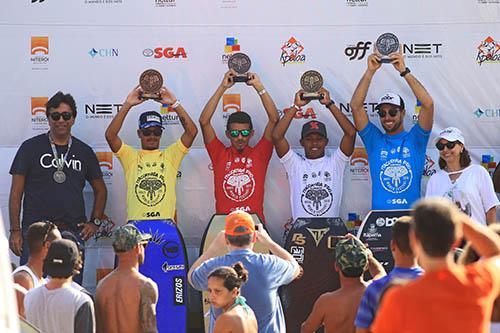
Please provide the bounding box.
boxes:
[208,262,249,291]
[341,266,365,278]
[226,226,253,247]
[46,91,77,118]
[27,221,59,254]
[439,147,471,170]
[412,198,458,257]
[226,111,253,131]
[392,216,413,256]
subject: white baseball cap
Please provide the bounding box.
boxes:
[375,92,405,110]
[434,127,465,145]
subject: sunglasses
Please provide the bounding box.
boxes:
[436,141,458,151]
[141,128,163,137]
[49,112,73,121]
[228,129,251,138]
[377,108,400,118]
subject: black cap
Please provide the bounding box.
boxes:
[61,231,84,253]
[301,120,327,139]
[139,111,164,129]
[43,239,79,278]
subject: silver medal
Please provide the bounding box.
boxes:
[53,170,66,184]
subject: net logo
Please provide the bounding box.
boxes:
[349,147,369,180]
[31,97,49,130]
[222,37,241,63]
[280,37,306,66]
[31,36,49,66]
[339,102,378,118]
[88,48,119,58]
[345,41,372,60]
[143,47,187,59]
[222,94,241,113]
[96,152,113,180]
[85,103,121,120]
[473,107,500,119]
[403,43,443,59]
[476,36,500,65]
[31,0,46,3]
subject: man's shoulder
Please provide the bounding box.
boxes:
[20,133,47,147]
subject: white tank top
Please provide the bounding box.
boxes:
[12,265,44,288]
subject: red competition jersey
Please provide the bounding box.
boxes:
[206,135,273,221]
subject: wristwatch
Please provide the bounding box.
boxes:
[88,217,102,227]
[325,100,335,109]
[400,67,411,77]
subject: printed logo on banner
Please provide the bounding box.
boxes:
[31,97,49,131]
[423,155,437,177]
[473,107,500,120]
[362,223,382,241]
[156,0,176,7]
[31,36,49,68]
[280,37,306,66]
[96,152,113,183]
[85,103,122,120]
[476,36,500,65]
[143,47,187,59]
[339,101,378,118]
[160,104,180,125]
[403,43,443,59]
[481,155,497,176]
[291,107,317,120]
[88,48,119,58]
[346,0,368,7]
[222,94,241,118]
[349,148,369,180]
[222,37,241,64]
[344,41,372,60]
[412,100,422,124]
[31,0,46,3]
[478,0,499,4]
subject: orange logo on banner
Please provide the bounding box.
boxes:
[223,94,241,113]
[31,36,49,55]
[31,97,48,116]
[350,148,368,166]
[96,152,113,170]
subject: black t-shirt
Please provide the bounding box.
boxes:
[10,133,103,229]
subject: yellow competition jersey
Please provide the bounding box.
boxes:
[116,139,188,221]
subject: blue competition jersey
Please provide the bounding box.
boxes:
[359,122,430,209]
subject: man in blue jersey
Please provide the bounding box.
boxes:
[354,216,423,332]
[350,49,434,209]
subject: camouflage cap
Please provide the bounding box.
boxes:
[335,238,369,273]
[112,224,152,253]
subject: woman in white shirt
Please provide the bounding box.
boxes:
[425,127,499,225]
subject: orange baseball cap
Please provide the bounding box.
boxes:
[225,211,255,236]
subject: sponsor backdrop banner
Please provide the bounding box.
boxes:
[1,1,499,291]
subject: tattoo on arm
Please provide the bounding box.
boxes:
[140,280,159,333]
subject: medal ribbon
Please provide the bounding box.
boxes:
[48,132,73,172]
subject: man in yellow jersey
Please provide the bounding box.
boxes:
[105,85,198,221]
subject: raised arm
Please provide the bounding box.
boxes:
[105,86,144,153]
[158,87,198,148]
[350,53,381,132]
[272,90,309,158]
[389,49,434,131]
[319,87,356,156]
[187,231,227,287]
[199,70,236,144]
[461,213,500,259]
[246,73,279,141]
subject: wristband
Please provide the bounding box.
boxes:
[258,88,267,96]
[171,100,181,109]
[289,104,300,110]
[325,100,335,108]
[400,67,411,77]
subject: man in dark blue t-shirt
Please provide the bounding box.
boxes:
[350,49,434,210]
[9,92,107,265]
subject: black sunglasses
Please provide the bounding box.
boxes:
[436,141,458,151]
[228,129,251,138]
[141,128,163,137]
[377,108,400,118]
[49,112,73,121]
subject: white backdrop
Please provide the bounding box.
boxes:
[1,0,500,289]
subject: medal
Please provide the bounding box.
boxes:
[53,170,66,184]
